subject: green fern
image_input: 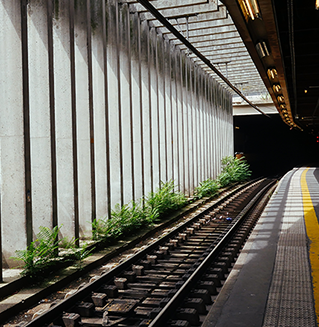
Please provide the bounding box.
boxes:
[12,226,62,277]
[194,178,219,199]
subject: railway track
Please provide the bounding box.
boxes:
[5,178,276,327]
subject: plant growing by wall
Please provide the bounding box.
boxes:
[12,226,93,278]
[217,156,252,187]
[193,178,219,199]
[145,180,188,216]
[92,200,159,242]
[12,226,62,278]
[92,181,187,242]
[71,242,95,270]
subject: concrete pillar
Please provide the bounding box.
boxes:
[157,33,167,184]
[27,0,52,233]
[53,1,75,238]
[119,3,133,205]
[73,1,92,236]
[0,0,26,267]
[91,0,108,221]
[140,20,152,196]
[164,39,173,183]
[130,13,144,201]
[187,57,194,193]
[177,50,184,192]
[107,0,121,208]
[171,45,178,189]
[149,27,159,191]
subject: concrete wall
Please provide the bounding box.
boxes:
[0,0,233,268]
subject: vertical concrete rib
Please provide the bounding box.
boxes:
[185,56,190,195]
[107,0,121,208]
[162,38,168,182]
[102,0,111,218]
[169,42,174,183]
[119,3,133,205]
[180,51,185,193]
[127,6,135,202]
[193,65,198,187]
[148,26,153,193]
[28,0,52,234]
[189,60,194,192]
[207,78,211,179]
[175,49,180,191]
[156,32,161,188]
[47,0,58,229]
[91,0,107,222]
[137,14,145,199]
[130,10,141,201]
[198,70,203,182]
[21,0,33,245]
[115,1,124,207]
[0,0,26,267]
[171,45,178,187]
[86,0,96,223]
[208,78,212,178]
[140,19,151,195]
[196,69,200,182]
[204,75,208,180]
[69,0,79,242]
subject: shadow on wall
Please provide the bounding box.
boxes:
[234,115,319,178]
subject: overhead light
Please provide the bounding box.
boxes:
[304,89,308,93]
[316,0,319,10]
[273,84,282,94]
[238,0,261,21]
[256,41,270,58]
[267,68,278,81]
[277,95,285,103]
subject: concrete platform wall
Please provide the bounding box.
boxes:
[0,0,233,268]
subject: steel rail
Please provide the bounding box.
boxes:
[134,0,271,118]
[25,180,261,327]
[149,179,276,326]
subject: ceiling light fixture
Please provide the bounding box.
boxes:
[273,84,282,94]
[267,68,278,81]
[316,0,319,10]
[238,0,261,21]
[256,41,270,58]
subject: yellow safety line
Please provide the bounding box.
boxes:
[301,168,319,323]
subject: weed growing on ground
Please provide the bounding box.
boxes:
[193,178,219,199]
[145,180,188,216]
[12,226,62,278]
[217,156,252,187]
[12,226,93,278]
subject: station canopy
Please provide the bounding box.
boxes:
[125,0,276,117]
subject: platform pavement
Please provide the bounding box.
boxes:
[203,167,319,327]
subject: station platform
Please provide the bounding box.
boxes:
[203,167,319,327]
